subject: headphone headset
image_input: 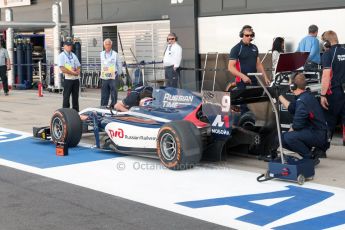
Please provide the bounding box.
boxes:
[239,25,255,38]
[323,40,331,49]
[167,33,178,42]
[290,73,307,91]
[290,82,297,91]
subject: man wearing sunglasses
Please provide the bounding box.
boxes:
[163,33,182,88]
[228,25,270,113]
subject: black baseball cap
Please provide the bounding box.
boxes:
[64,40,73,46]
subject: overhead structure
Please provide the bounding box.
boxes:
[0,2,62,89]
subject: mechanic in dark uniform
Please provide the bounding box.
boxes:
[114,86,153,112]
[228,25,270,112]
[277,74,328,162]
[320,30,345,146]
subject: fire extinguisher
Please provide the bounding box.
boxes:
[38,82,43,97]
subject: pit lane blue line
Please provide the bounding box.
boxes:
[0,137,123,169]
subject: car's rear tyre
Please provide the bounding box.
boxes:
[50,108,82,147]
[157,120,202,170]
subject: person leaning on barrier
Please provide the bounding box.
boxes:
[271,37,285,76]
[320,30,345,146]
[100,38,123,108]
[58,39,81,112]
[228,25,270,112]
[297,24,320,70]
[272,74,328,164]
[163,33,182,88]
[0,39,11,96]
[114,85,153,112]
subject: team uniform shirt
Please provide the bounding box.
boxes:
[287,91,328,131]
[100,50,123,80]
[321,44,345,94]
[58,51,81,80]
[229,41,259,85]
[122,86,153,109]
[163,43,182,68]
[297,35,320,64]
[0,48,9,66]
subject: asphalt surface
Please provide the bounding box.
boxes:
[0,165,230,230]
[0,89,232,230]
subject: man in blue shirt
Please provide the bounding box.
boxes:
[58,39,81,111]
[320,30,345,146]
[277,74,328,162]
[228,25,270,113]
[297,24,320,70]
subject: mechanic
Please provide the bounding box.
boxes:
[100,38,123,108]
[320,30,345,146]
[114,85,153,112]
[58,39,81,112]
[228,25,270,113]
[0,38,11,96]
[163,33,182,88]
[276,73,328,163]
[296,24,320,71]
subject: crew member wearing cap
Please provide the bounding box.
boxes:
[58,39,81,111]
[100,38,123,108]
[163,33,182,88]
[114,85,153,112]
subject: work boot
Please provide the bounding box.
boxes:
[311,147,327,159]
[5,92,9,96]
[313,157,320,166]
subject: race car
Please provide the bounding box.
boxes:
[33,86,277,170]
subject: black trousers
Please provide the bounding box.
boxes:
[0,65,9,93]
[63,79,80,112]
[164,66,180,88]
[101,79,117,107]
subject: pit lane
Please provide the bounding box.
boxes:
[1,89,345,230]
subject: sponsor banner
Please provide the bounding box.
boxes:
[0,0,31,8]
[105,122,159,148]
[202,90,231,139]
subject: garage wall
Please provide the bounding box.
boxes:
[73,0,170,25]
[0,0,71,27]
[199,0,345,16]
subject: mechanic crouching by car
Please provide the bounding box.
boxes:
[114,85,153,112]
[274,74,328,164]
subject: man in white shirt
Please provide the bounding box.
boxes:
[163,33,182,88]
[58,39,81,111]
[100,38,123,107]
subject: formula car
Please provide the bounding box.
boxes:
[33,86,277,170]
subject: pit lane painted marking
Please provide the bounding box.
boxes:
[1,127,345,230]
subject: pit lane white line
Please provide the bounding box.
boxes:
[1,127,345,230]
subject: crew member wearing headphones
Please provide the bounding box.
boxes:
[320,30,345,146]
[163,33,182,88]
[228,25,270,113]
[277,74,328,163]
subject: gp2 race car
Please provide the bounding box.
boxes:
[33,86,277,170]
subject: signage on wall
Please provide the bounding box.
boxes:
[0,0,31,8]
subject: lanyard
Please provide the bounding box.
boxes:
[104,50,113,60]
[64,51,74,66]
